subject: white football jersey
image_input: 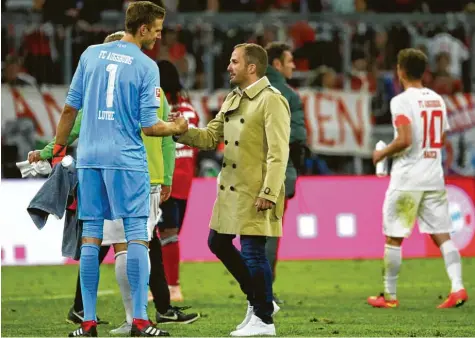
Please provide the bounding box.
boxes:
[389,87,450,191]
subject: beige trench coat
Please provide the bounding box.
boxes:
[178,76,290,236]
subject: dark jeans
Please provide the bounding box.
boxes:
[149,227,171,314]
[265,198,288,282]
[208,229,273,323]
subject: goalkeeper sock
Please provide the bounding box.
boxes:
[127,242,150,320]
[383,244,401,300]
[440,240,464,292]
[80,243,100,321]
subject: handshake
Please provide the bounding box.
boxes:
[169,112,188,135]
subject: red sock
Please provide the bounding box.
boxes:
[133,318,151,330]
[81,320,97,331]
[162,241,180,285]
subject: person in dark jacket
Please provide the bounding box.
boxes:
[264,42,307,304]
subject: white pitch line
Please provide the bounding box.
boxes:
[2,290,118,302]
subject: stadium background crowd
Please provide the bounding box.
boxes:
[2,0,475,178]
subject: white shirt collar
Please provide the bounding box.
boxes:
[236,77,264,96]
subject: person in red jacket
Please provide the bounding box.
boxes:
[157,60,200,302]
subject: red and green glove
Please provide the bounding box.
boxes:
[52,144,67,167]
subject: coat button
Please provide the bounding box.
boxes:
[220,185,225,190]
[225,117,230,122]
[224,140,228,145]
[232,163,237,169]
[235,141,239,146]
[230,186,235,191]
[240,118,245,123]
[223,162,226,168]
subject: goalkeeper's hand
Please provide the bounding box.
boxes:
[52,144,67,167]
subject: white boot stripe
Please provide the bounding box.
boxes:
[145,327,152,334]
[151,328,157,335]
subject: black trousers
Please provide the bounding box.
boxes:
[148,227,171,314]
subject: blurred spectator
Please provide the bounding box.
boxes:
[370,29,392,71]
[344,48,377,92]
[288,21,317,71]
[159,27,196,89]
[310,65,338,89]
[2,117,36,169]
[427,32,469,79]
[19,20,59,84]
[252,26,277,49]
[1,55,37,86]
[430,52,463,94]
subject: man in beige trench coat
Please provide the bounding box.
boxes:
[172,43,290,336]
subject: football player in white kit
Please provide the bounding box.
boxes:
[368,48,468,309]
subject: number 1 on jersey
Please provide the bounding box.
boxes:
[106,64,118,108]
[421,110,443,149]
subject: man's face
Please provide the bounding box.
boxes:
[227,47,248,87]
[275,50,295,80]
[141,18,163,50]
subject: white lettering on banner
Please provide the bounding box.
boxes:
[0,180,67,266]
[2,85,474,159]
[176,149,194,158]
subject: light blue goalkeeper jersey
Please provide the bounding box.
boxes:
[65,40,160,171]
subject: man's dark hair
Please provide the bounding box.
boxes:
[265,42,291,66]
[125,1,166,35]
[158,60,183,105]
[397,48,428,81]
[234,43,268,78]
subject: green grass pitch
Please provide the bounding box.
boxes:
[2,258,474,336]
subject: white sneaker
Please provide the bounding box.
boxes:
[230,315,276,336]
[236,302,253,330]
[110,321,132,335]
[272,301,280,316]
[236,301,280,330]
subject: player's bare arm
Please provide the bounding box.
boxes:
[55,104,79,145]
[373,121,412,165]
[142,117,188,137]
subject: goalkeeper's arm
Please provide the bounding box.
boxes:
[39,110,83,160]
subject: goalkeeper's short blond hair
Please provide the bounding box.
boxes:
[104,31,125,43]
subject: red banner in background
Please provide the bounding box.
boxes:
[425,177,475,257]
